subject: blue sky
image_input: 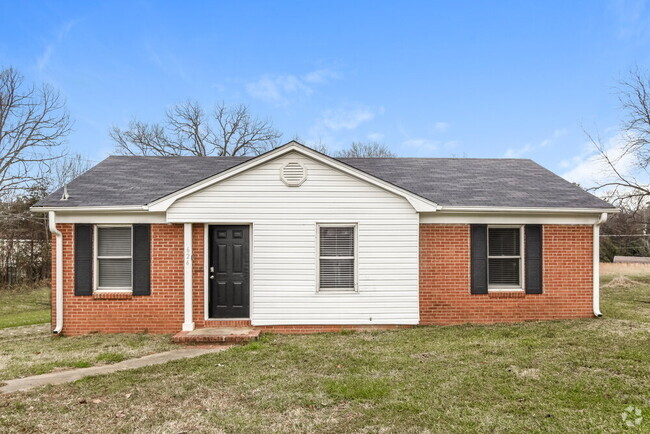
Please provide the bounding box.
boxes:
[1,0,649,186]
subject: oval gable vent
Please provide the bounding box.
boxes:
[281,162,307,186]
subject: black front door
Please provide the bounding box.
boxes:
[208,225,250,318]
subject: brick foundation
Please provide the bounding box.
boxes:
[419,224,594,325]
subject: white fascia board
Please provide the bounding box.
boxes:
[31,205,148,213]
[147,142,439,213]
[438,206,618,214]
[420,212,607,225]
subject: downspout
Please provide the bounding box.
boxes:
[593,212,607,318]
[48,211,63,334]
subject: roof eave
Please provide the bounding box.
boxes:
[436,206,619,214]
[31,205,149,213]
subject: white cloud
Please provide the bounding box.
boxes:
[367,132,384,141]
[246,68,341,105]
[611,0,649,40]
[145,43,190,82]
[561,132,638,188]
[320,106,383,131]
[246,75,311,105]
[402,138,458,151]
[504,128,568,158]
[36,20,76,71]
[432,122,449,133]
[302,68,341,84]
[403,138,439,149]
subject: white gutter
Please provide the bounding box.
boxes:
[32,205,148,213]
[48,211,64,334]
[439,206,618,215]
[593,212,608,317]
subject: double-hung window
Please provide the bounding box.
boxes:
[318,225,356,291]
[487,226,523,290]
[95,225,133,292]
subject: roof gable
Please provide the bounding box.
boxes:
[147,142,439,212]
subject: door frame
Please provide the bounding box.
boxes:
[204,223,253,320]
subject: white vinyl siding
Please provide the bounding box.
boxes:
[95,225,132,292]
[168,151,420,325]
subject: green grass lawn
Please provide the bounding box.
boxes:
[0,286,177,383]
[0,286,51,329]
[0,324,177,382]
[0,277,648,432]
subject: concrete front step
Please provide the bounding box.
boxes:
[173,327,261,344]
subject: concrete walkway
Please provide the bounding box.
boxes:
[0,346,228,394]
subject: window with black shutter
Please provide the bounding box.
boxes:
[74,224,151,296]
[471,225,543,294]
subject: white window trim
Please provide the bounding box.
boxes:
[316,223,358,293]
[487,225,525,292]
[94,224,133,293]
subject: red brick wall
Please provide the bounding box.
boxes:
[52,223,185,335]
[192,224,207,328]
[419,224,594,325]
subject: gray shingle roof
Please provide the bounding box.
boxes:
[34,155,613,210]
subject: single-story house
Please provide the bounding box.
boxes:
[32,141,617,336]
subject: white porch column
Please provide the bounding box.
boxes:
[182,223,195,331]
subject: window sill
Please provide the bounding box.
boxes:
[317,289,359,294]
[488,291,526,299]
[93,292,133,300]
[488,288,524,292]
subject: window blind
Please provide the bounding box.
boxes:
[98,258,132,288]
[488,227,521,286]
[98,227,131,256]
[488,258,520,285]
[319,226,355,290]
[97,227,132,289]
[488,228,520,256]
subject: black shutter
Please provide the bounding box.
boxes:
[132,224,151,296]
[470,225,488,294]
[525,225,543,294]
[74,224,93,296]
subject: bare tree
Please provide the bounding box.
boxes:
[311,141,396,157]
[0,67,71,200]
[588,69,650,212]
[46,153,93,192]
[335,142,396,158]
[111,101,282,157]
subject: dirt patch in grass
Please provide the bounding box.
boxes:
[507,365,541,380]
[601,275,643,289]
